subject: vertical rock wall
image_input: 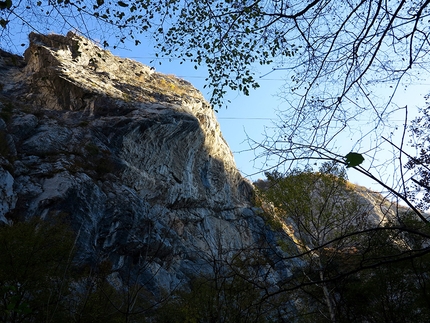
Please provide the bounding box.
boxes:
[0,32,290,292]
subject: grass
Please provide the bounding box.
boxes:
[150,75,191,99]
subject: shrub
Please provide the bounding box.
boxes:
[0,217,76,322]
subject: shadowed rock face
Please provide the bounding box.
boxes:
[0,32,291,292]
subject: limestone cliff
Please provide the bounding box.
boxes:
[0,32,291,292]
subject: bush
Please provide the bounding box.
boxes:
[0,217,76,322]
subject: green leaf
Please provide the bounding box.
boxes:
[0,0,12,10]
[0,18,9,27]
[117,1,128,7]
[345,152,364,168]
[97,0,104,5]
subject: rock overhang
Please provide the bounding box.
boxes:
[0,32,271,294]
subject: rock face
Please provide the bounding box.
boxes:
[0,32,289,292]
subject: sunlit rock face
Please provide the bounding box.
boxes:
[0,32,289,291]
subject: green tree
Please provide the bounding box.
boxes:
[260,163,374,322]
[0,217,76,322]
[0,217,158,322]
[259,163,430,322]
[333,213,430,323]
[155,262,283,323]
[154,216,291,323]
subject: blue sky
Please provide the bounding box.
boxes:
[112,45,288,180]
[4,31,429,190]
[2,5,429,192]
[111,41,429,191]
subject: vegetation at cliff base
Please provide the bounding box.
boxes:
[255,163,430,322]
[2,165,430,322]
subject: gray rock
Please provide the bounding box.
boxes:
[10,114,38,139]
[0,168,16,224]
[0,32,292,293]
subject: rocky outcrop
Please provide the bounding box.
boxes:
[0,32,291,292]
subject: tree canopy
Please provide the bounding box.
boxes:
[258,165,430,322]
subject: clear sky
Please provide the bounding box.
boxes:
[2,7,429,192]
[99,38,285,181]
[111,38,429,192]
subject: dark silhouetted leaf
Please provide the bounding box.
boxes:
[0,18,9,27]
[0,0,12,10]
[345,152,364,168]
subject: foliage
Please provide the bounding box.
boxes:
[262,163,367,249]
[71,142,116,179]
[0,130,10,158]
[260,163,372,322]
[0,217,76,322]
[258,163,430,322]
[155,270,283,323]
[344,152,364,168]
[151,75,190,98]
[0,0,12,10]
[332,216,430,323]
[69,266,135,323]
[0,217,157,322]
[0,102,13,123]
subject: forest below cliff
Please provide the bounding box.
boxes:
[1,160,430,322]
